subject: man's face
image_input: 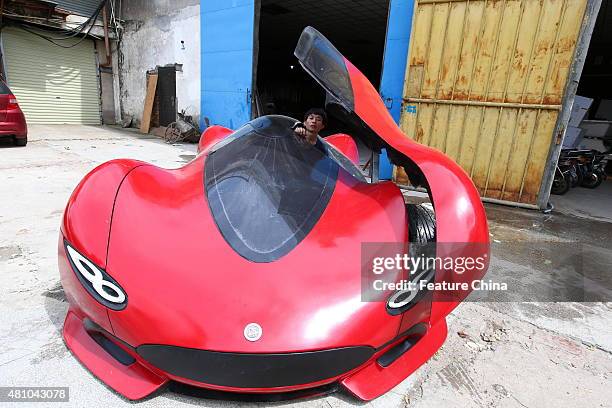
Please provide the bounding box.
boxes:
[305,114,325,134]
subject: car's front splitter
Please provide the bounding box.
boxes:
[63,311,447,401]
[341,317,448,400]
[63,311,167,400]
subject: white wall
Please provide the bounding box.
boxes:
[118,2,200,126]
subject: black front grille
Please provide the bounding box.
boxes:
[169,381,339,402]
[136,344,375,388]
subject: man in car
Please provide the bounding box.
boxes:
[294,108,327,146]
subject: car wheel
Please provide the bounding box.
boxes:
[14,137,27,147]
[406,204,436,243]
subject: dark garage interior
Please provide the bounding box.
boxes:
[577,0,612,125]
[550,0,612,219]
[255,0,391,134]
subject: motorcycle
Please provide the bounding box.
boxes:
[551,149,609,195]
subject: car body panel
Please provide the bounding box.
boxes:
[324,133,360,165]
[198,125,233,154]
[294,26,489,323]
[61,159,146,268]
[60,160,146,333]
[345,59,489,322]
[63,311,168,400]
[105,155,407,352]
[341,318,448,400]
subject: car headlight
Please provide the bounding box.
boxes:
[64,241,127,310]
[386,267,434,315]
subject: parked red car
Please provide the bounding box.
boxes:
[59,27,489,401]
[0,80,27,146]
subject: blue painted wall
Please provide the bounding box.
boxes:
[199,0,415,156]
[200,0,255,130]
[378,0,415,179]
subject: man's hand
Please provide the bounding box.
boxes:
[294,126,317,145]
[294,127,308,137]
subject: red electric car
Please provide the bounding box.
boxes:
[0,80,27,146]
[59,27,489,401]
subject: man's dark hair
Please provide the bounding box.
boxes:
[304,108,327,126]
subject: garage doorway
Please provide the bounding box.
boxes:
[255,0,390,134]
[550,0,612,221]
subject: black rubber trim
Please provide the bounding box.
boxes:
[375,323,428,352]
[376,324,427,368]
[169,381,339,402]
[83,318,135,366]
[136,345,375,388]
[377,338,416,368]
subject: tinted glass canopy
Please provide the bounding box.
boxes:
[205,115,364,263]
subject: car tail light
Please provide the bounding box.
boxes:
[7,95,19,110]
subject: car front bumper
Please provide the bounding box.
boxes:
[62,310,447,401]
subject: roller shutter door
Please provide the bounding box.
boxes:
[2,26,101,124]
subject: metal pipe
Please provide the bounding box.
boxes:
[404,97,561,110]
[481,197,539,210]
[370,151,380,183]
[101,1,111,67]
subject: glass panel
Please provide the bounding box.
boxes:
[205,115,342,262]
[294,26,354,111]
[0,81,10,95]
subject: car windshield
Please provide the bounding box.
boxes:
[0,81,10,95]
[205,115,365,262]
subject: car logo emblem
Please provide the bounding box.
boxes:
[244,323,262,342]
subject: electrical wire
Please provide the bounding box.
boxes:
[109,0,120,39]
[4,5,97,38]
[20,12,101,48]
[15,0,109,48]
[26,0,107,41]
[53,0,110,37]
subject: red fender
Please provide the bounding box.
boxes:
[325,133,360,165]
[198,125,233,154]
[62,159,147,268]
[60,159,146,334]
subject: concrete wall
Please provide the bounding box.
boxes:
[118,0,200,127]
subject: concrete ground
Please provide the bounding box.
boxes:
[551,177,612,222]
[0,125,610,408]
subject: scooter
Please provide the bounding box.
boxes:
[580,151,608,189]
[552,149,609,195]
[551,153,575,195]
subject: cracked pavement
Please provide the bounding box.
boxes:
[0,125,610,407]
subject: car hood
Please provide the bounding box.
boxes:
[105,156,408,353]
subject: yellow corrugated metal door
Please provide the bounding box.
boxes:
[397,0,588,205]
[2,26,100,125]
